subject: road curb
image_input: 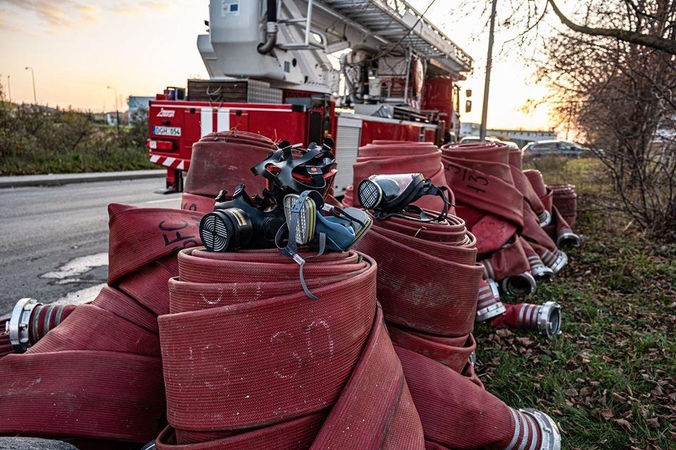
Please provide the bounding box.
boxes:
[0,170,166,189]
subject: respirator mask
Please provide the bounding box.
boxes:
[357,173,451,221]
[199,184,286,252]
[199,139,337,252]
[275,189,372,300]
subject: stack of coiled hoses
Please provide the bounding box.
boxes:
[343,140,452,213]
[155,248,426,449]
[355,209,559,448]
[181,130,278,212]
[439,142,573,337]
[0,204,203,448]
[441,142,567,289]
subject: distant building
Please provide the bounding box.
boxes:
[128,96,155,123]
[460,122,557,148]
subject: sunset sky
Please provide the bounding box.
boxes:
[0,0,553,130]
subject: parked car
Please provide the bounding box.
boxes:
[459,136,520,149]
[522,140,599,157]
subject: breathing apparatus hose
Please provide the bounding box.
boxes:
[0,203,203,446]
[155,248,426,448]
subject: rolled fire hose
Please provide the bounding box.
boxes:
[524,171,581,248]
[441,142,567,288]
[184,130,277,199]
[343,140,454,214]
[352,202,561,448]
[155,248,426,448]
[356,213,482,337]
[181,130,279,212]
[548,184,578,228]
[0,203,203,447]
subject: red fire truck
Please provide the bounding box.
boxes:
[147,0,473,194]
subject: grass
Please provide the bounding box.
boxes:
[1,144,156,175]
[474,156,676,449]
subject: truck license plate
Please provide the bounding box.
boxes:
[153,126,181,137]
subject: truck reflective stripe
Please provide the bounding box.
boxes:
[217,108,230,132]
[201,107,213,137]
[163,157,176,168]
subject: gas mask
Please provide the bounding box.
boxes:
[276,190,373,299]
[199,140,337,253]
[357,173,451,221]
[199,184,285,252]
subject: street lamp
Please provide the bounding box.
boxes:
[106,85,120,131]
[25,67,37,104]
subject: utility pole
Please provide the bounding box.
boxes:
[6,75,10,102]
[25,67,37,104]
[479,0,498,142]
[107,85,120,131]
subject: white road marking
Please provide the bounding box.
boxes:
[41,253,108,279]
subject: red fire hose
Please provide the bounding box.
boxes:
[343,140,454,214]
[352,174,560,448]
[155,248,426,448]
[184,130,277,200]
[0,203,204,448]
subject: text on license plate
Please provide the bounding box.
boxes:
[153,126,181,137]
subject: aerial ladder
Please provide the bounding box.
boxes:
[147,0,473,193]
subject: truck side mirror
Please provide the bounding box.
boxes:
[465,100,472,113]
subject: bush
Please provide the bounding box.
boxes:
[0,83,154,175]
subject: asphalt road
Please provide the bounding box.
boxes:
[0,179,181,317]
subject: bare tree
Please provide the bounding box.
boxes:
[547,0,676,55]
[537,8,676,238]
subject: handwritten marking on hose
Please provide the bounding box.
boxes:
[446,163,489,195]
[159,218,202,252]
[270,319,335,380]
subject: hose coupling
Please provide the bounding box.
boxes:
[538,210,552,227]
[516,301,562,339]
[544,249,568,274]
[501,271,537,296]
[556,229,581,248]
[476,279,505,322]
[531,263,554,282]
[518,408,562,450]
[6,298,40,353]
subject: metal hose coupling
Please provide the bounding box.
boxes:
[556,228,581,248]
[538,209,552,227]
[517,408,562,450]
[476,279,506,322]
[540,248,568,275]
[520,301,562,339]
[501,271,537,296]
[6,298,75,353]
[528,255,554,282]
